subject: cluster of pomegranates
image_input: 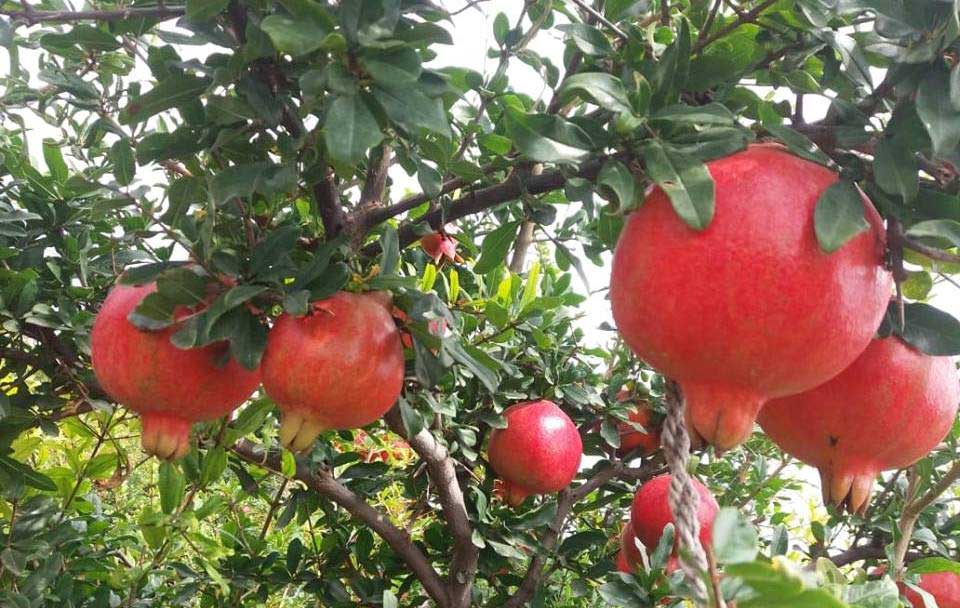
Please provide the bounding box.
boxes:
[610,144,959,511]
[92,286,405,459]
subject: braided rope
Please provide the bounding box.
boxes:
[662,381,710,606]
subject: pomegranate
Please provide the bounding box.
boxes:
[759,336,959,514]
[91,282,260,460]
[420,232,458,264]
[487,400,583,506]
[261,291,405,452]
[617,400,661,457]
[901,572,960,607]
[616,549,633,574]
[610,144,892,450]
[630,474,718,554]
[621,521,642,569]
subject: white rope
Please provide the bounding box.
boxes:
[662,381,710,606]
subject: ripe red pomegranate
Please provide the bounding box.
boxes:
[617,399,661,457]
[488,400,583,506]
[759,336,959,514]
[616,549,633,574]
[91,282,261,460]
[621,521,642,569]
[901,572,960,607]
[261,291,405,452]
[610,144,892,450]
[420,232,458,264]
[631,474,718,554]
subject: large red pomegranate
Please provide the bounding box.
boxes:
[487,400,583,506]
[630,474,718,554]
[901,572,960,607]
[610,144,892,450]
[91,281,261,460]
[759,336,959,514]
[261,291,405,452]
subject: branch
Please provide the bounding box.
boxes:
[0,6,186,24]
[230,439,450,607]
[692,0,778,53]
[829,544,923,568]
[902,236,960,266]
[359,145,394,209]
[893,461,960,576]
[362,156,612,256]
[384,407,477,608]
[314,168,349,239]
[503,459,663,608]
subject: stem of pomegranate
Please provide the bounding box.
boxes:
[662,381,711,606]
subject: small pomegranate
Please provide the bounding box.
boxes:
[261,291,405,452]
[420,232,458,264]
[621,521,642,570]
[91,282,260,460]
[617,400,661,457]
[631,474,718,554]
[759,336,959,514]
[488,400,583,506]
[610,144,892,450]
[901,572,960,607]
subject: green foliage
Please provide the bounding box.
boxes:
[1,0,960,606]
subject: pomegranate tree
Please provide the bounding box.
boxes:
[91,282,261,460]
[631,474,718,554]
[261,291,405,452]
[901,571,960,607]
[487,400,582,506]
[610,144,892,450]
[759,336,959,514]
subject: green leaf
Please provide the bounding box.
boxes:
[902,271,933,300]
[281,450,297,477]
[814,180,869,253]
[558,23,612,56]
[597,580,643,606]
[907,219,960,249]
[120,74,211,124]
[380,226,400,276]
[120,262,187,285]
[493,12,509,46]
[916,67,960,159]
[383,590,399,608]
[712,508,759,564]
[639,141,715,231]
[443,340,500,393]
[158,461,186,514]
[415,159,442,198]
[200,447,227,485]
[109,140,136,186]
[908,557,960,576]
[596,160,636,209]
[474,220,520,274]
[156,267,207,306]
[895,302,960,356]
[873,136,918,203]
[128,292,176,330]
[229,311,268,370]
[650,103,736,126]
[600,418,621,448]
[42,139,68,183]
[250,224,300,277]
[40,25,120,53]
[359,47,422,87]
[0,455,56,491]
[504,109,593,163]
[187,0,229,21]
[558,73,633,115]
[399,398,425,438]
[260,13,328,56]
[371,85,451,139]
[763,123,833,167]
[325,94,384,165]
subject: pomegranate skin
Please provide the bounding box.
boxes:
[759,336,959,514]
[630,474,718,554]
[616,549,633,574]
[621,521,642,569]
[610,144,892,450]
[420,232,458,264]
[488,400,583,506]
[902,572,960,608]
[91,282,261,460]
[618,402,661,457]
[261,291,405,452]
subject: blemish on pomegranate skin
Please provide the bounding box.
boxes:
[829,435,839,446]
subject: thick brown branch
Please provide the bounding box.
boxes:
[314,169,349,239]
[385,407,476,608]
[0,6,186,24]
[359,145,393,209]
[829,544,922,568]
[362,156,611,256]
[230,439,450,607]
[503,459,663,608]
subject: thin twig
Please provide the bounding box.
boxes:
[693,0,779,53]
[568,0,628,40]
[0,6,185,23]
